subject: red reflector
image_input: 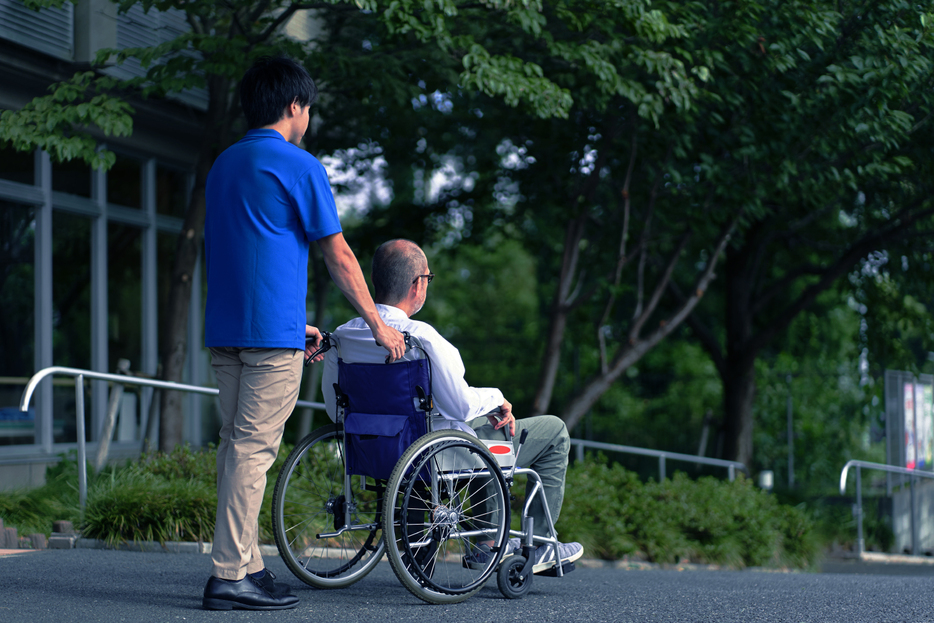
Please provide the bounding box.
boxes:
[488,445,511,455]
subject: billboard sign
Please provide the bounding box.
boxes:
[886,371,934,471]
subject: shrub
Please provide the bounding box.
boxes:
[554,460,643,560]
[80,442,293,546]
[139,444,217,485]
[0,457,80,536]
[81,467,216,545]
[557,461,820,569]
[1,445,819,569]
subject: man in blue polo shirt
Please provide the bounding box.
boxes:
[201,56,405,611]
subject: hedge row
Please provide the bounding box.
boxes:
[1,445,819,569]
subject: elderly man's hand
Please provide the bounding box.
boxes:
[487,399,515,437]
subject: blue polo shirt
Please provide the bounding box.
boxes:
[204,129,342,349]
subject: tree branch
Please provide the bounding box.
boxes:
[561,215,739,432]
[750,263,824,316]
[743,200,934,365]
[629,229,691,341]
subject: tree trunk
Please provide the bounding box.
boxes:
[720,357,756,467]
[155,76,233,452]
[157,158,210,452]
[531,215,585,415]
[717,233,759,468]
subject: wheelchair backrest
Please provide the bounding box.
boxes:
[333,335,432,480]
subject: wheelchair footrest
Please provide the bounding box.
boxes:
[538,561,575,577]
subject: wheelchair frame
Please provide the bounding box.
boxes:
[271,332,573,604]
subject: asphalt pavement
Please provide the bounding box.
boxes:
[4,548,934,623]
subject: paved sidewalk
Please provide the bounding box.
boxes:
[6,547,934,623]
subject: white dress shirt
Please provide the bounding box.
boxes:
[321,304,504,435]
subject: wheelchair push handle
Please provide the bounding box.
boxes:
[304,331,332,366]
[306,330,416,366]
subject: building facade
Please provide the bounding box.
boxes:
[0,0,210,488]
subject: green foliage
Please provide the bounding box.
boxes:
[856,251,934,377]
[754,295,883,490]
[1,447,815,569]
[139,443,218,485]
[558,460,820,569]
[0,455,80,536]
[72,445,219,545]
[82,468,216,545]
[573,338,721,461]
[0,73,133,170]
[77,443,292,546]
[418,239,542,412]
[778,490,893,555]
[554,459,642,559]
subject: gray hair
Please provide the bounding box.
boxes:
[372,239,425,305]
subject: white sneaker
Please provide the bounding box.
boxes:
[531,541,583,574]
[507,537,522,554]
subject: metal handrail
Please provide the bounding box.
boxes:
[839,459,934,556]
[19,368,748,516]
[19,366,325,512]
[570,438,748,482]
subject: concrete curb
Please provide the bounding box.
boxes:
[857,551,934,565]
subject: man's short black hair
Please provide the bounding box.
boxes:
[240,56,318,129]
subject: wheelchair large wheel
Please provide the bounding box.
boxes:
[383,430,510,604]
[272,423,384,588]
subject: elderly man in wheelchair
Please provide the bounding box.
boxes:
[271,239,582,603]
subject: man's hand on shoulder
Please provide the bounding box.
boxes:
[373,322,406,362]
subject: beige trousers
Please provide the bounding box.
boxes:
[209,347,303,580]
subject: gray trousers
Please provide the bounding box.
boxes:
[468,414,570,538]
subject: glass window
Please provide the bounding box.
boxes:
[0,143,35,185]
[52,213,91,368]
[157,231,176,312]
[156,165,189,217]
[52,159,91,198]
[0,202,36,446]
[107,155,141,209]
[108,223,142,370]
[52,213,92,443]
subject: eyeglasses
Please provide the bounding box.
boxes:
[412,273,434,285]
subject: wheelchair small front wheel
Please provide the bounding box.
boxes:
[272,423,384,589]
[497,556,532,599]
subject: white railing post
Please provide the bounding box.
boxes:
[75,375,88,513]
[855,466,864,555]
[839,459,934,557]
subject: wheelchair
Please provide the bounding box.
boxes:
[271,331,574,604]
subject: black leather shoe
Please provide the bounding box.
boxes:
[250,569,294,597]
[202,575,299,610]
